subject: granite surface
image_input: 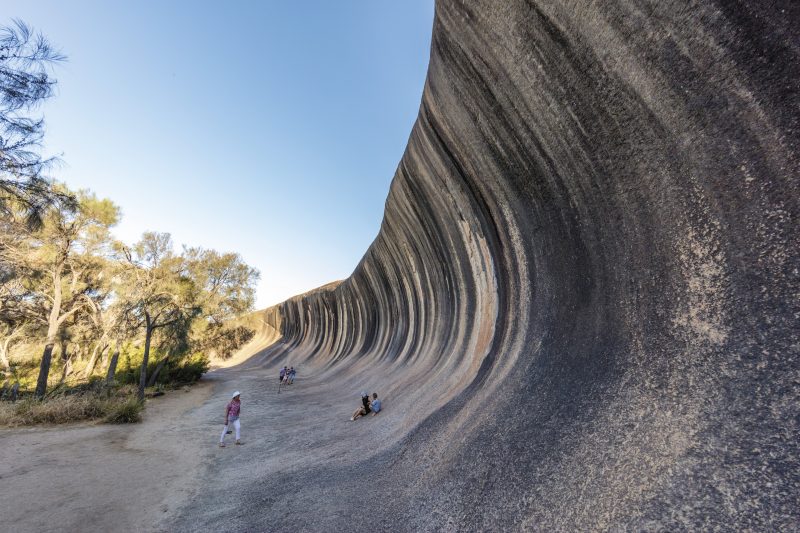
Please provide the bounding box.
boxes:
[182,2,799,530]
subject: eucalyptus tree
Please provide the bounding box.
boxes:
[0,186,119,397]
[80,295,123,379]
[182,247,259,355]
[183,247,259,323]
[118,232,202,400]
[145,313,193,387]
[0,236,32,373]
[71,246,131,380]
[142,247,260,384]
[0,308,31,373]
[104,309,140,385]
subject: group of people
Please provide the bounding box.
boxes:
[279,366,296,385]
[350,391,381,420]
[218,369,386,447]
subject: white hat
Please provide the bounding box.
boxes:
[232,391,241,398]
[361,391,367,397]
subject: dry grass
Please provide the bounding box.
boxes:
[0,391,143,426]
[104,396,144,424]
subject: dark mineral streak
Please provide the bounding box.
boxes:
[250,1,798,530]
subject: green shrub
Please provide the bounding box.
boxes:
[113,344,143,386]
[111,345,209,386]
[104,397,143,424]
[2,359,39,392]
[165,352,209,384]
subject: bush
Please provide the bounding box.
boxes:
[113,344,144,386]
[1,359,39,392]
[4,395,106,425]
[0,402,17,426]
[0,389,143,426]
[104,397,143,424]
[112,345,210,386]
[165,353,209,384]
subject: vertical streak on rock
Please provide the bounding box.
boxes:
[252,1,798,529]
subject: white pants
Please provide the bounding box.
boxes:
[220,418,240,442]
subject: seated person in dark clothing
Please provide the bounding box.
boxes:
[350,392,371,421]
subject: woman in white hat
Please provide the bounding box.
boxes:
[219,391,242,447]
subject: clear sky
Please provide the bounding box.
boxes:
[3,1,434,308]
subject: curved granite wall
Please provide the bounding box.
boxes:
[256,1,798,529]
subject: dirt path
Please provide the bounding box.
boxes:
[0,381,214,532]
[164,359,401,532]
[0,346,400,532]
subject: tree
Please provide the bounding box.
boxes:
[183,247,259,323]
[0,20,71,227]
[0,186,120,397]
[80,297,121,379]
[0,236,36,373]
[118,232,201,400]
[144,247,259,383]
[119,244,260,389]
[194,323,256,360]
[103,310,141,386]
[145,315,192,387]
[0,314,28,373]
[104,339,121,385]
[1,189,260,396]
[70,250,127,380]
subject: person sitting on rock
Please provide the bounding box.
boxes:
[350,392,371,421]
[370,393,381,415]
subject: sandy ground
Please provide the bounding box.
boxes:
[0,381,214,532]
[0,343,397,532]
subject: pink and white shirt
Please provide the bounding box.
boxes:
[226,400,241,420]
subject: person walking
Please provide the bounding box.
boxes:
[220,391,243,447]
[279,367,287,383]
[288,367,296,384]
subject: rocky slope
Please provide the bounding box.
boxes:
[248,1,799,529]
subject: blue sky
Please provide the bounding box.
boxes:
[4,1,434,307]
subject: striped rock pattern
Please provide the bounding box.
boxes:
[249,1,798,529]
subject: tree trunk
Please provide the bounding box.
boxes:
[82,341,107,379]
[99,344,111,371]
[58,341,72,385]
[35,342,55,398]
[105,341,120,385]
[147,354,170,387]
[138,315,153,401]
[0,338,11,373]
[35,267,63,399]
